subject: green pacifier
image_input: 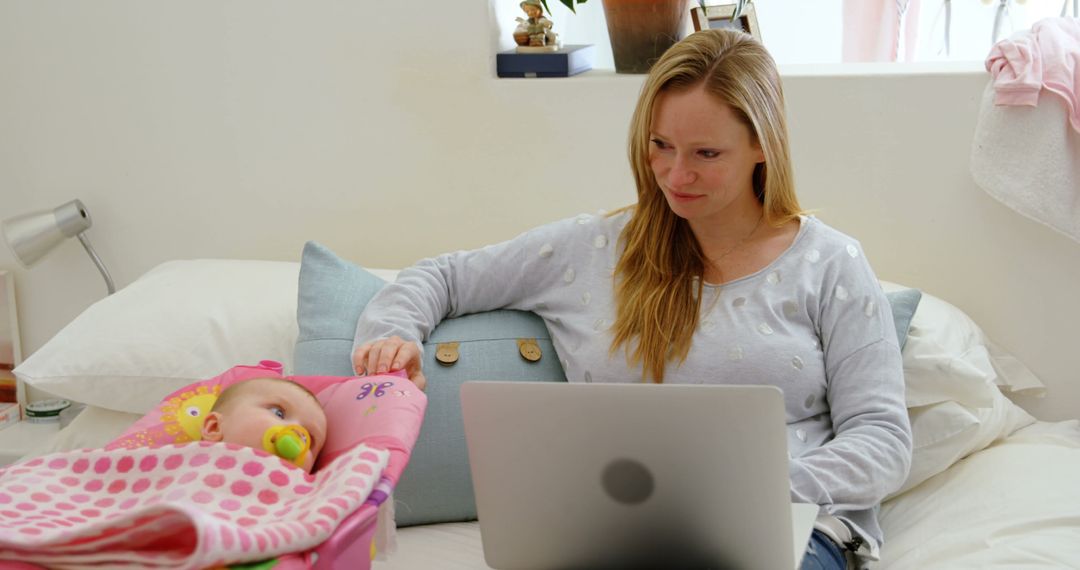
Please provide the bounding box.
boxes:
[262,424,311,467]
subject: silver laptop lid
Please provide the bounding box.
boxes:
[461,381,796,569]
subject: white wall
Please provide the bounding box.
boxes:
[1,0,634,354]
[2,2,1078,420]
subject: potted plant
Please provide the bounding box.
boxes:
[540,0,691,74]
[539,0,587,13]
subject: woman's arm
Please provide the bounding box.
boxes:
[352,214,592,377]
[789,339,912,511]
[788,244,913,511]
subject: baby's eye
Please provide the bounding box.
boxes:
[269,405,285,419]
[650,138,669,150]
[698,149,720,159]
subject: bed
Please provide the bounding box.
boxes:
[10,238,1080,569]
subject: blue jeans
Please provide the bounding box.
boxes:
[800,530,848,570]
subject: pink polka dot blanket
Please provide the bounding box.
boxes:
[0,361,427,570]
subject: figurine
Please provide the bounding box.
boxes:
[514,0,559,51]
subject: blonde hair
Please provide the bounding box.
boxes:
[610,29,804,383]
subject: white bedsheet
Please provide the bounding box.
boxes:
[878,420,1080,569]
[28,410,1080,569]
[376,522,486,569]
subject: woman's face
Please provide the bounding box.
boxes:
[648,86,765,227]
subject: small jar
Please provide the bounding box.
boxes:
[26,399,72,423]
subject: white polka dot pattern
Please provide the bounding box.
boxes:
[834,285,849,301]
[846,244,859,258]
[538,243,554,258]
[0,442,389,566]
[593,235,607,248]
[563,268,575,283]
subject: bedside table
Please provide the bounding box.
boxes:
[0,421,61,466]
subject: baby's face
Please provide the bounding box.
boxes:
[203,380,327,471]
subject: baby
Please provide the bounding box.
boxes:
[200,377,328,472]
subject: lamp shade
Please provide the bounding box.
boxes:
[2,200,93,268]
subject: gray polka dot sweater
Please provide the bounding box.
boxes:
[354,211,913,559]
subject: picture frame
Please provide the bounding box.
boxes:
[691,3,762,41]
[0,270,22,410]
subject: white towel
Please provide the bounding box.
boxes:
[971,81,1080,244]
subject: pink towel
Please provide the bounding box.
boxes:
[986,17,1080,133]
[0,442,389,569]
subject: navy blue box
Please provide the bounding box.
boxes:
[497,44,596,78]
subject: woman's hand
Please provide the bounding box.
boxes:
[352,336,427,391]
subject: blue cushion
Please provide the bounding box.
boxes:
[884,288,922,351]
[294,242,387,376]
[401,309,565,525]
[293,241,565,526]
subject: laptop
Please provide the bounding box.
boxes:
[460,381,819,569]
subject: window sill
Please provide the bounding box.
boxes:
[491,60,988,82]
[777,61,987,78]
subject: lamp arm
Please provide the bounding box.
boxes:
[76,233,116,295]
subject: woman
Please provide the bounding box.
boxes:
[353,29,912,570]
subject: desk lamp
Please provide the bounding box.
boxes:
[2,199,116,295]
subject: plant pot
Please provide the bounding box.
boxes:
[601,0,691,74]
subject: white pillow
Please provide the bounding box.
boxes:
[366,268,400,282]
[880,281,1042,496]
[15,259,301,414]
[892,284,1045,408]
[888,388,1035,499]
[24,406,142,460]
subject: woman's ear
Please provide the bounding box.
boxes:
[201,411,225,442]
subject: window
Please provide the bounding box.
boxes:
[493,0,1073,69]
